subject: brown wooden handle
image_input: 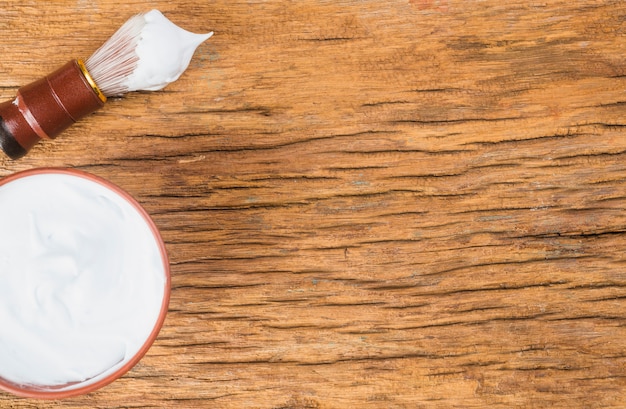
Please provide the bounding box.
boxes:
[0,60,105,159]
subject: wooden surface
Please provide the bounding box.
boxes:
[1,0,626,407]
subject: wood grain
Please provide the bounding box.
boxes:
[1,0,626,407]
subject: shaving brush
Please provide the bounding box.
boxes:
[0,10,212,159]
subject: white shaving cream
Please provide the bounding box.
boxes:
[125,9,213,92]
[0,172,166,390]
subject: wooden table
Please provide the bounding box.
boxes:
[1,1,625,407]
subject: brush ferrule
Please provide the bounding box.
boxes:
[77,59,107,103]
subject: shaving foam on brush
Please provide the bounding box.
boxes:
[0,9,213,159]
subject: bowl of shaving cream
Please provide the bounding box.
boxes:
[0,168,170,398]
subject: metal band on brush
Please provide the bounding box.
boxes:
[77,59,107,103]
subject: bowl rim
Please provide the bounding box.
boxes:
[0,167,171,399]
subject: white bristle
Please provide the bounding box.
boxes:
[85,13,146,97]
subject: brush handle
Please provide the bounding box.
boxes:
[0,60,105,159]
